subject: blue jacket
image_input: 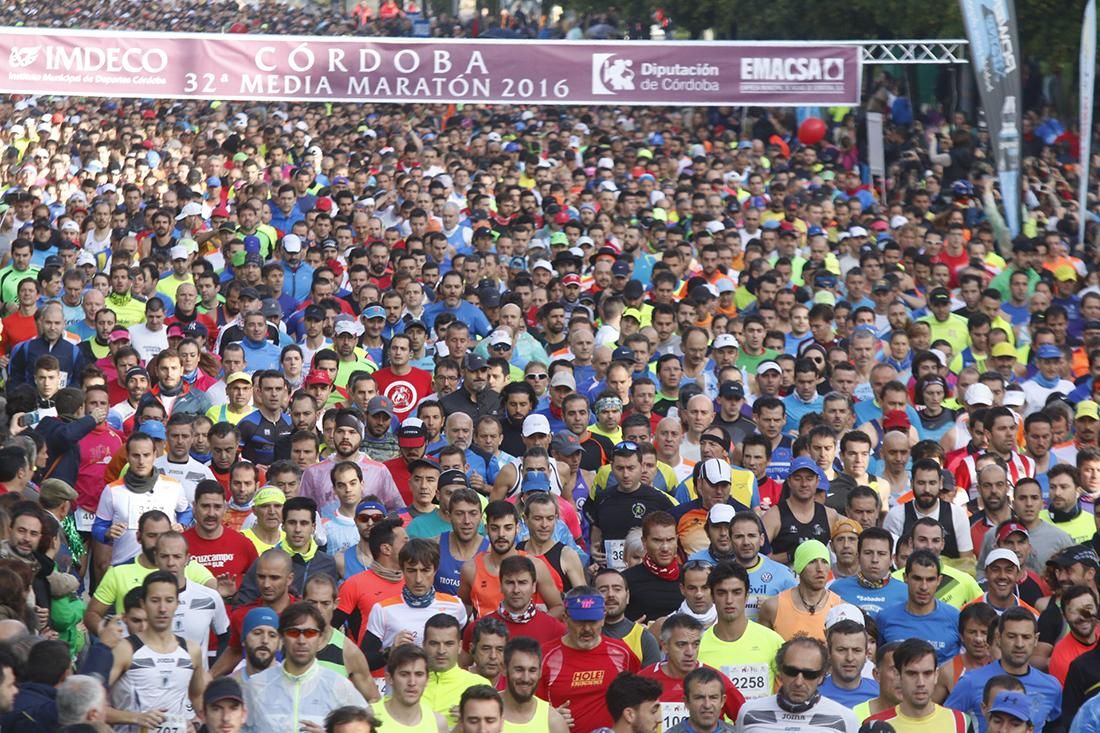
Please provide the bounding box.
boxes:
[1,682,58,733]
[35,415,97,486]
[423,300,492,337]
[280,261,315,302]
[7,337,83,388]
[239,337,282,372]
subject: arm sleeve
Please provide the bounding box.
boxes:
[361,630,387,671]
[953,507,974,553]
[91,518,113,545]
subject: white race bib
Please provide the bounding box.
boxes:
[605,540,626,570]
[75,508,97,532]
[127,493,165,530]
[721,663,770,698]
[142,715,188,733]
[660,702,688,732]
[373,673,390,699]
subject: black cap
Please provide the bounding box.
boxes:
[439,469,469,488]
[1047,545,1100,570]
[474,226,493,239]
[182,321,209,338]
[261,298,282,319]
[928,287,950,305]
[464,353,488,371]
[479,289,501,308]
[203,677,244,707]
[872,280,892,293]
[611,346,634,363]
[719,381,745,399]
[304,304,326,321]
[1085,320,1100,332]
[239,286,261,302]
[623,280,644,299]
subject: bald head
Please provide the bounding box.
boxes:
[257,548,293,576]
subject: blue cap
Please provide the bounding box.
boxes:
[612,346,634,363]
[243,235,261,254]
[242,607,280,637]
[362,305,385,320]
[807,225,825,237]
[1037,344,1062,360]
[761,219,780,231]
[564,593,605,621]
[138,421,166,441]
[509,256,526,269]
[988,691,1030,723]
[206,176,222,187]
[522,470,551,493]
[789,456,826,486]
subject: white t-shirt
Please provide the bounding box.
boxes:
[96,476,191,564]
[128,323,169,364]
[155,455,216,504]
[173,581,229,666]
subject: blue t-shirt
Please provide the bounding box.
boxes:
[818,676,879,708]
[876,600,960,664]
[783,392,825,433]
[828,576,909,618]
[746,555,796,622]
[944,660,1062,733]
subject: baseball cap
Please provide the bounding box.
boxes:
[166,323,186,339]
[985,547,1021,569]
[831,518,862,539]
[988,692,1031,723]
[139,421,166,441]
[564,593,605,621]
[719,381,745,400]
[1055,264,1078,282]
[550,431,583,456]
[488,330,512,348]
[463,353,488,371]
[305,370,333,387]
[109,328,131,343]
[303,305,326,322]
[203,678,245,708]
[996,521,1030,543]
[965,383,994,407]
[550,371,576,390]
[1078,400,1100,421]
[333,317,363,338]
[788,456,826,484]
[398,418,427,448]
[1047,545,1100,570]
[242,607,280,637]
[825,603,865,630]
[882,410,910,432]
[253,486,287,507]
[368,396,395,417]
[522,414,551,437]
[707,504,736,525]
[1037,344,1063,360]
[928,287,951,305]
[261,298,282,319]
[362,305,386,320]
[169,245,188,261]
[523,470,552,492]
[438,469,469,489]
[226,371,252,385]
[756,360,782,376]
[611,346,634,363]
[561,274,582,287]
[712,334,739,350]
[991,343,1017,359]
[792,539,831,575]
[282,234,303,253]
[699,458,732,485]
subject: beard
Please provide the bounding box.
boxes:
[246,646,275,671]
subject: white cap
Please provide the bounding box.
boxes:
[756,360,782,375]
[716,279,735,294]
[985,548,1021,569]
[849,226,868,237]
[333,317,364,337]
[712,334,739,350]
[401,416,425,430]
[700,458,733,485]
[1003,389,1026,408]
[76,251,96,267]
[178,238,199,254]
[487,132,502,143]
[550,371,576,390]
[707,504,736,525]
[965,383,995,407]
[60,220,79,233]
[825,603,865,630]
[890,214,909,229]
[521,414,551,437]
[532,260,555,274]
[176,202,203,221]
[282,234,303,253]
[169,245,188,260]
[488,329,512,348]
[597,156,615,170]
[704,220,726,233]
[576,236,595,248]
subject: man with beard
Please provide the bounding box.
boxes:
[500,637,570,733]
[232,607,280,683]
[1049,584,1098,683]
[537,587,641,731]
[430,483,489,594]
[299,409,404,514]
[595,567,661,666]
[373,645,449,733]
[210,549,298,678]
[459,501,563,620]
[884,458,975,566]
[498,383,537,458]
[830,527,908,618]
[462,555,563,649]
[621,511,686,621]
[759,540,845,642]
[639,613,745,731]
[440,353,501,420]
[84,510,215,631]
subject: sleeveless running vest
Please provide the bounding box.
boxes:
[317,629,347,676]
[771,588,845,642]
[517,540,574,594]
[343,545,368,578]
[375,699,439,733]
[503,697,550,733]
[436,533,489,596]
[902,500,960,558]
[771,501,831,559]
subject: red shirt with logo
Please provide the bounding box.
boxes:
[372,366,432,421]
[183,526,259,589]
[537,636,640,730]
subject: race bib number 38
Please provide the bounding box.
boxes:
[722,664,770,698]
[605,540,626,570]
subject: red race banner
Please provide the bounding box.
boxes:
[0,27,861,106]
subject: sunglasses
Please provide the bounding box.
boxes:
[491,344,510,351]
[526,373,548,380]
[613,441,640,456]
[780,665,824,680]
[284,627,322,640]
[356,512,385,523]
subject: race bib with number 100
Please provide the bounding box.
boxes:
[660,702,688,732]
[722,664,770,698]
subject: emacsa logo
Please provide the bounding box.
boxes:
[9,46,40,68]
[592,53,635,95]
